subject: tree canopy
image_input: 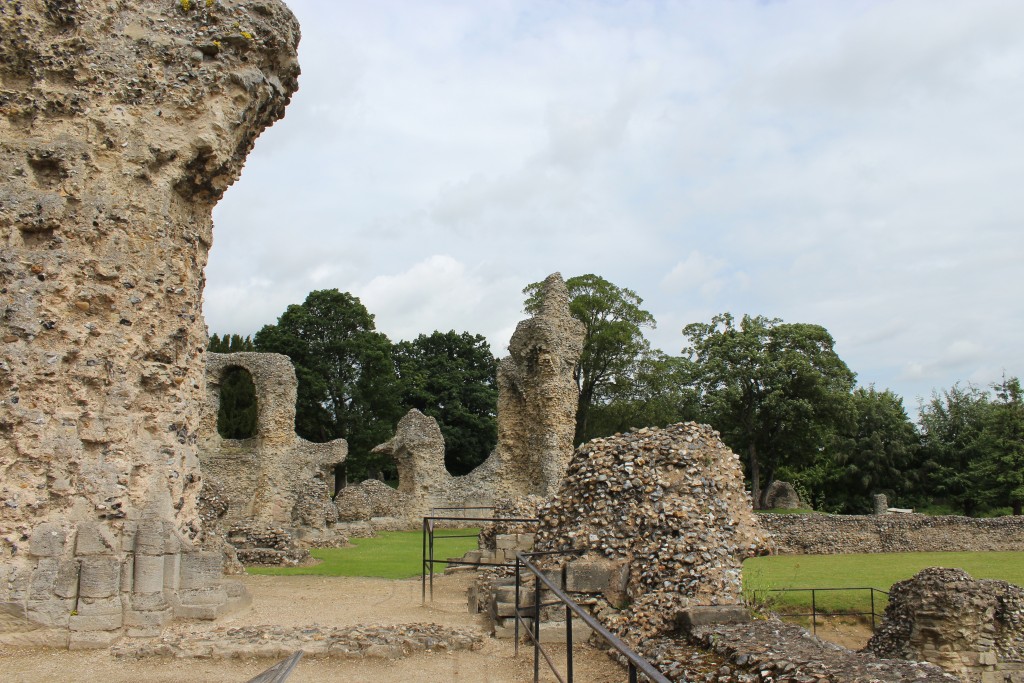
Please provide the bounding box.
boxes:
[682,313,857,508]
[393,330,498,475]
[254,289,403,481]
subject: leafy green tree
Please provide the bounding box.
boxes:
[682,313,856,508]
[796,386,920,513]
[985,375,1024,515]
[208,333,256,353]
[524,274,656,444]
[254,290,403,482]
[586,351,700,438]
[393,331,498,475]
[918,383,992,516]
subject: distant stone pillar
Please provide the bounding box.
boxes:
[0,1,299,644]
[873,494,889,515]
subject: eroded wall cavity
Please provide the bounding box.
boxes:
[0,0,299,645]
[198,352,346,563]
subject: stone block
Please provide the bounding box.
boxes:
[79,557,121,598]
[517,533,535,550]
[123,607,173,637]
[133,553,165,595]
[178,586,228,607]
[30,524,66,557]
[163,552,181,591]
[24,598,74,628]
[28,558,59,600]
[74,523,117,556]
[179,551,221,590]
[538,620,595,644]
[68,629,121,649]
[120,554,134,594]
[53,560,80,599]
[134,519,166,556]
[495,534,518,550]
[495,585,535,606]
[493,617,532,639]
[674,605,751,633]
[69,610,123,632]
[566,556,617,593]
[130,591,169,612]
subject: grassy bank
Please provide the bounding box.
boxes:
[247,528,480,579]
[743,551,1024,614]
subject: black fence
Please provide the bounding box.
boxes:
[513,550,671,683]
[420,512,538,603]
[751,587,890,634]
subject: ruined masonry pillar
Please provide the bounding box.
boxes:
[0,1,300,645]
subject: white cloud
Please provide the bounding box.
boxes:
[203,0,1024,408]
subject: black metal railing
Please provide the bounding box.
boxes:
[751,587,890,634]
[420,513,538,603]
[513,551,671,683]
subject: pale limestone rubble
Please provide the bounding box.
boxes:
[0,0,299,645]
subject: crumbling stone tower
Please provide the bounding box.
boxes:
[0,1,299,645]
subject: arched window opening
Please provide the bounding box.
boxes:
[217,366,258,439]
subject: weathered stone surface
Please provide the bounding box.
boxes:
[0,0,299,637]
[761,513,1024,554]
[367,274,585,522]
[110,623,484,660]
[867,567,1024,681]
[763,480,802,510]
[197,352,347,565]
[535,422,770,640]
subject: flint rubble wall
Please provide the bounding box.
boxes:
[0,0,299,643]
[761,513,1024,555]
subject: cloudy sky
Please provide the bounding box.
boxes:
[205,0,1024,412]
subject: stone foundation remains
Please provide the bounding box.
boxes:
[761,513,1024,555]
[867,567,1024,682]
[0,0,299,642]
[357,273,585,523]
[533,422,770,640]
[198,353,346,564]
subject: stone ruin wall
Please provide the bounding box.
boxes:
[0,0,299,644]
[198,352,347,564]
[867,567,1024,682]
[361,273,585,523]
[533,422,771,641]
[761,513,1024,555]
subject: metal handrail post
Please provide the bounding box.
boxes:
[629,663,638,683]
[871,588,876,631]
[421,517,427,604]
[811,589,817,635]
[534,570,541,683]
[565,600,574,683]
[514,555,522,655]
[428,518,435,602]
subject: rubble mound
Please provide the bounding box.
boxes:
[226,522,309,566]
[867,567,1024,678]
[535,422,770,639]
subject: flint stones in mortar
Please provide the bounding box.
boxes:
[535,422,771,640]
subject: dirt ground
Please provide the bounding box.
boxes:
[0,573,626,683]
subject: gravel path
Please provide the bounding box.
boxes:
[0,573,625,682]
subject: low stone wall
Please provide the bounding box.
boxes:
[761,513,1024,555]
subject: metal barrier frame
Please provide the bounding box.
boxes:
[420,514,539,603]
[513,550,671,683]
[752,587,890,634]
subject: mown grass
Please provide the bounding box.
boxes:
[743,551,1024,615]
[246,528,480,579]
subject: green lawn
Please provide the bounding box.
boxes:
[743,551,1024,614]
[247,528,480,579]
